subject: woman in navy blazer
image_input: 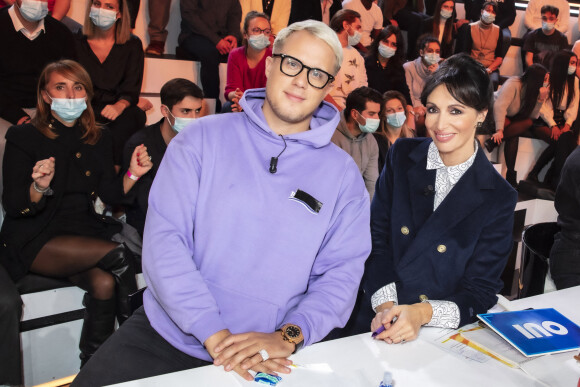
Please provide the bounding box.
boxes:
[363,54,517,344]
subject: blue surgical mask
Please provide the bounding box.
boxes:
[378,43,396,59]
[89,7,118,30]
[348,30,362,46]
[19,0,48,22]
[386,111,406,128]
[440,9,453,19]
[358,116,380,133]
[568,65,576,75]
[481,11,495,24]
[423,53,440,66]
[166,108,195,133]
[48,95,87,123]
[248,34,270,50]
[542,21,555,32]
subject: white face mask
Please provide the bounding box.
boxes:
[378,43,396,59]
[248,34,270,50]
[568,65,577,75]
[481,11,495,24]
[347,30,362,46]
[440,9,453,19]
[423,53,440,66]
[165,107,195,133]
[542,21,555,32]
[19,0,48,22]
[386,111,406,128]
[357,115,380,133]
[89,7,118,30]
[47,95,87,122]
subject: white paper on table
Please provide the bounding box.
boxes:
[421,324,491,364]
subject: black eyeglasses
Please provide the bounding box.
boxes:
[272,54,334,89]
[250,27,272,35]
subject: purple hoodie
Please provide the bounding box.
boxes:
[142,88,371,361]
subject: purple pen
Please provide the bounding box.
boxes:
[371,325,385,338]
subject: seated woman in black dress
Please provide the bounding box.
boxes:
[75,0,146,168]
[423,0,458,59]
[361,54,517,342]
[365,25,412,108]
[0,60,152,365]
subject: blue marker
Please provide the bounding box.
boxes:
[379,371,393,387]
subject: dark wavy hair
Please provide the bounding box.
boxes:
[432,0,456,45]
[513,64,548,121]
[367,25,406,67]
[549,50,576,109]
[421,53,493,121]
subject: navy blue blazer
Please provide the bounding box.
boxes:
[361,137,517,328]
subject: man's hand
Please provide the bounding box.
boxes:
[217,36,238,55]
[213,332,294,378]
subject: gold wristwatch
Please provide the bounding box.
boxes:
[280,323,304,353]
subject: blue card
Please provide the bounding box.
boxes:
[478,308,580,357]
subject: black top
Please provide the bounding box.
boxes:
[178,0,242,45]
[288,0,342,24]
[555,146,580,241]
[121,119,168,235]
[74,33,144,110]
[0,120,125,280]
[463,0,516,29]
[364,55,412,105]
[523,28,569,67]
[0,8,76,124]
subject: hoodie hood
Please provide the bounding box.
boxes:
[239,88,341,149]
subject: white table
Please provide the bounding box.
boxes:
[112,287,580,387]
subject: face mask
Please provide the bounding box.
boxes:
[248,34,270,50]
[378,43,396,59]
[440,9,453,19]
[543,82,549,88]
[423,53,440,66]
[481,11,495,24]
[386,111,406,128]
[48,95,87,122]
[568,65,576,75]
[357,115,380,133]
[542,21,555,32]
[166,108,195,133]
[89,7,118,30]
[19,0,48,22]
[347,30,362,46]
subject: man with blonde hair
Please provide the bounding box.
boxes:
[73,20,371,386]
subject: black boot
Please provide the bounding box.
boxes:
[506,170,518,188]
[484,138,498,152]
[97,243,138,325]
[79,293,116,367]
[527,144,556,184]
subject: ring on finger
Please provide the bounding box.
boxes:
[258,349,269,362]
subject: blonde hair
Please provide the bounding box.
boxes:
[34,60,101,145]
[83,0,131,44]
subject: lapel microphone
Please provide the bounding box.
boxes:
[269,135,287,174]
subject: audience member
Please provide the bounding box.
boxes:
[342,0,382,48]
[464,0,515,29]
[0,265,22,386]
[331,86,381,198]
[358,54,517,340]
[145,0,172,56]
[0,60,148,366]
[122,79,203,236]
[240,0,290,35]
[522,5,568,69]
[550,146,580,290]
[380,0,429,59]
[0,0,76,200]
[288,0,341,25]
[573,39,580,77]
[422,0,457,58]
[365,26,411,106]
[75,0,146,168]
[524,0,569,34]
[178,0,242,108]
[328,9,368,109]
[72,20,371,387]
[486,64,548,187]
[224,11,273,112]
[456,1,504,88]
[374,90,416,172]
[404,35,441,136]
[527,50,579,189]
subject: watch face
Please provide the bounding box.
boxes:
[285,325,301,338]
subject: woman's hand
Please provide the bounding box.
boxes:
[414,106,427,117]
[32,157,55,190]
[129,144,153,178]
[491,130,503,144]
[551,125,562,140]
[101,101,128,121]
[373,303,432,344]
[427,63,439,73]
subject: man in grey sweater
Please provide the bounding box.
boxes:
[331,86,381,199]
